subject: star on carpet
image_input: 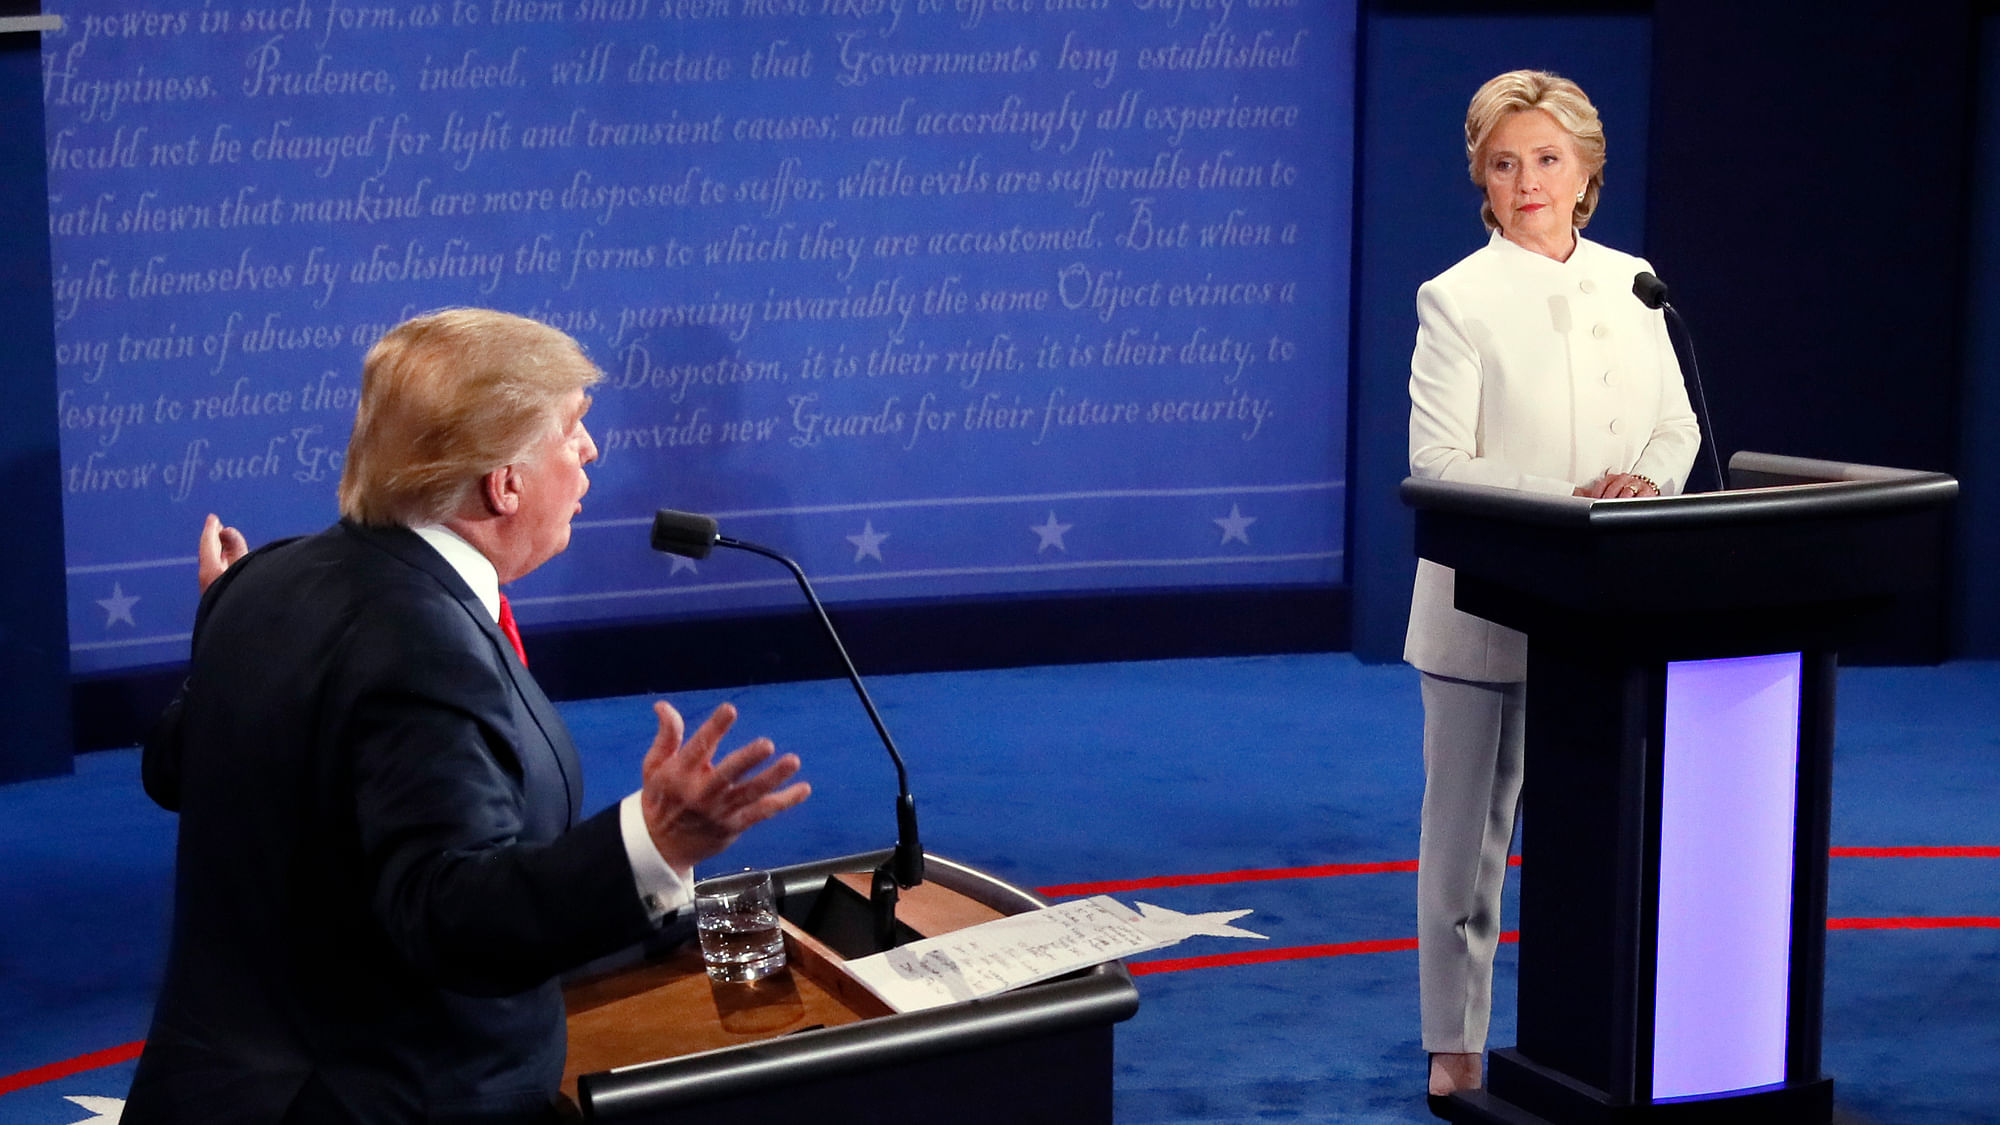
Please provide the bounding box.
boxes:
[96,583,139,628]
[1130,901,1267,943]
[62,1094,123,1124]
[846,519,889,563]
[1213,504,1256,546]
[1030,511,1072,553]
[668,554,699,576]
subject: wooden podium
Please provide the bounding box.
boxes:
[1402,452,1956,1125]
[562,851,1140,1123]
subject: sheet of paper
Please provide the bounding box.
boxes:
[841,895,1265,1013]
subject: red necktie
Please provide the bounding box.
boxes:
[497,593,527,666]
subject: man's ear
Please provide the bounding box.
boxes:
[480,464,522,517]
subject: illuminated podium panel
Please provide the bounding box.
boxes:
[1402,453,1956,1125]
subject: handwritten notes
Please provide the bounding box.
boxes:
[843,894,1264,1012]
[43,0,1356,671]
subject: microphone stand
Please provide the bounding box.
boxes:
[1635,273,1729,493]
[667,521,925,952]
[1659,303,1729,494]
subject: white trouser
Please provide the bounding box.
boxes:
[1416,671,1525,1054]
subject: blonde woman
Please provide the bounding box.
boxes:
[1405,70,1700,1107]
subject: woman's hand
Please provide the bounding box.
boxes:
[1575,473,1660,499]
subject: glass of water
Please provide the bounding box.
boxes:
[694,868,787,983]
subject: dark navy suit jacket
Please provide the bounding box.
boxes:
[127,521,657,1123]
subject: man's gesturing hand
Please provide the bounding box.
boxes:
[640,701,810,871]
[198,513,248,594]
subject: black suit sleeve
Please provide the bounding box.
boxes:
[335,603,655,997]
[142,686,188,813]
[141,540,288,812]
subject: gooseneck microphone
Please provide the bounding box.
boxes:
[650,509,924,951]
[1634,271,1729,493]
[1631,270,1671,312]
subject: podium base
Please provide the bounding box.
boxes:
[1439,1050,1834,1124]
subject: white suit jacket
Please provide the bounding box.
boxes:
[1404,231,1700,682]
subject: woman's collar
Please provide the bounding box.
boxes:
[1489,227,1586,267]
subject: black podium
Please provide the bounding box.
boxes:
[562,851,1139,1124]
[1402,452,1957,1125]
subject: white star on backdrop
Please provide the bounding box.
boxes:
[1213,504,1256,546]
[62,1094,123,1124]
[668,555,699,576]
[96,583,140,628]
[1030,511,1072,553]
[846,520,889,563]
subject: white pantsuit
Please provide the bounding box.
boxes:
[1405,230,1699,1053]
[1417,672,1525,1054]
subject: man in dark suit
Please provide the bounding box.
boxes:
[126,309,811,1123]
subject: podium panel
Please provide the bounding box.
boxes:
[1403,452,1956,1125]
[1653,652,1801,1100]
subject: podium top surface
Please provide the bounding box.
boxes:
[566,852,1139,1120]
[1400,452,1957,533]
[1400,453,1958,642]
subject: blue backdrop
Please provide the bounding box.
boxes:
[43,0,1357,675]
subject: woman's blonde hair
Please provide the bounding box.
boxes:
[338,308,602,527]
[1465,69,1607,231]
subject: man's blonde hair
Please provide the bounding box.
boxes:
[338,309,602,527]
[1465,69,1608,232]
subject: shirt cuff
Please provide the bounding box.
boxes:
[620,792,694,924]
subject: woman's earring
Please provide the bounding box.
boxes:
[1575,188,1586,202]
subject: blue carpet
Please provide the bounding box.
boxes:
[1,654,1995,1122]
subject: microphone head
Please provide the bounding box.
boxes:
[1633,271,1671,310]
[650,509,719,560]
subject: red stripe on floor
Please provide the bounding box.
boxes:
[1829,916,2000,931]
[8,853,1995,1097]
[1131,931,1519,976]
[1039,859,1418,898]
[1128,916,2000,976]
[0,1040,143,1098]
[1043,845,1992,899]
[1039,855,1523,898]
[1831,845,2000,859]
[1131,936,1417,974]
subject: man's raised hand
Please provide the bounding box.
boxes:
[639,701,810,871]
